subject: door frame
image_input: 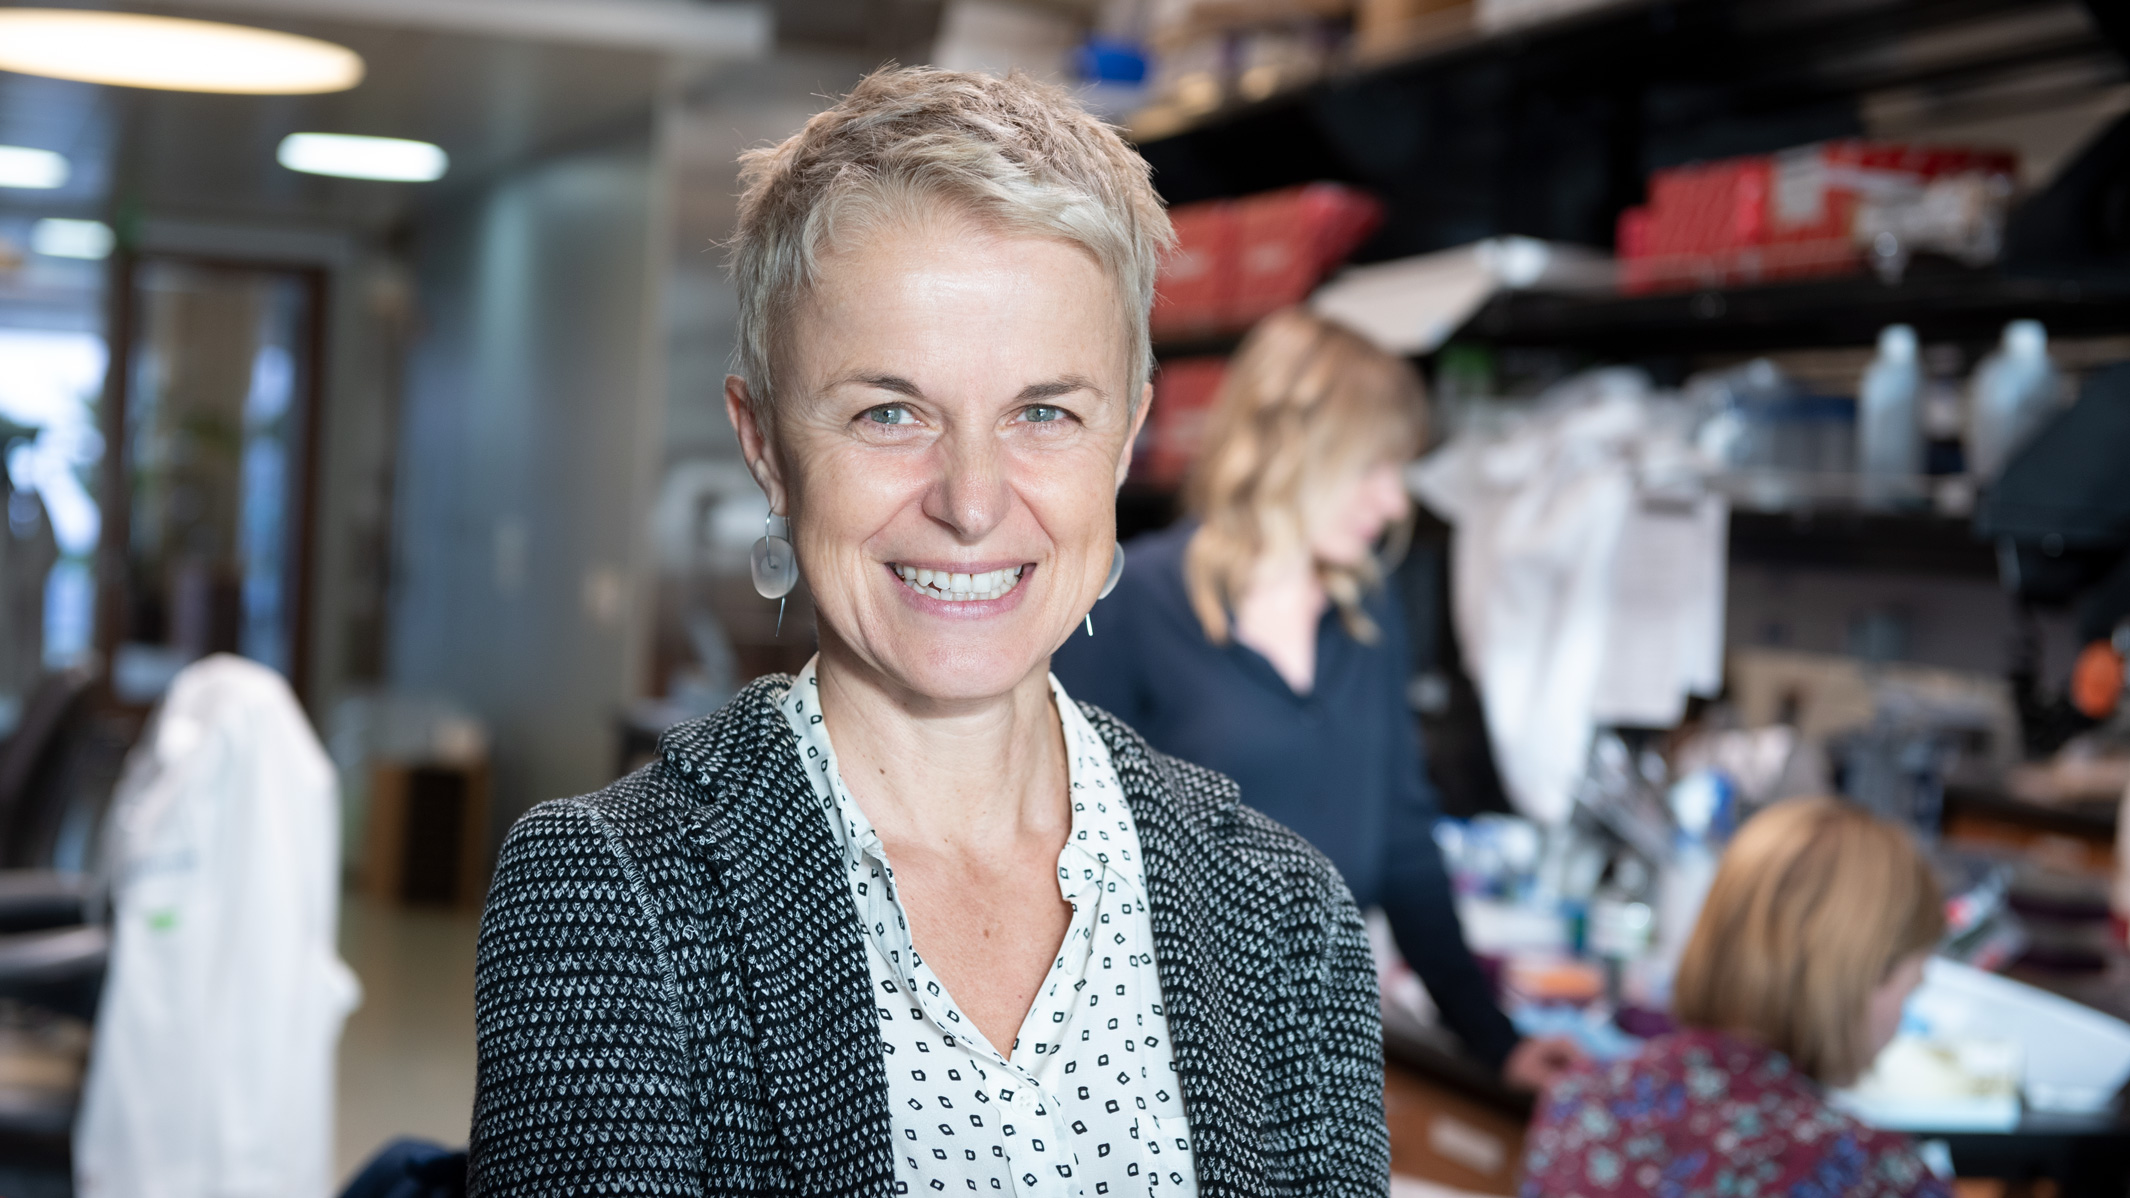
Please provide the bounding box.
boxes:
[93,250,331,707]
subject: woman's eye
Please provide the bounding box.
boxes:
[865,405,914,426]
[1023,405,1065,424]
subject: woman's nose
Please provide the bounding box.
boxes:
[1373,468,1411,518]
[922,432,1010,541]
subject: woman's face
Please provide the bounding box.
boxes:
[728,215,1147,706]
[1304,458,1409,569]
[1864,950,1929,1064]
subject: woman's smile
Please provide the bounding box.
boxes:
[891,562,1029,603]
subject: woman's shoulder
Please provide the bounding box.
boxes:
[493,676,802,888]
[1529,1031,1948,1198]
[1095,520,1195,613]
[1077,699,1354,901]
[1121,519,1195,574]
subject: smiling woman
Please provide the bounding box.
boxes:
[470,67,1391,1198]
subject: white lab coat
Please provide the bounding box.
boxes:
[1412,372,1727,824]
[75,654,361,1198]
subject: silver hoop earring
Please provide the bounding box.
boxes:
[751,513,798,634]
[1085,544,1125,637]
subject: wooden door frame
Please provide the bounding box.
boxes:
[93,251,331,708]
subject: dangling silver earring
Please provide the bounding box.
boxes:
[1085,544,1125,636]
[751,513,798,635]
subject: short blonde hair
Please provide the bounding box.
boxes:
[729,66,1172,422]
[1182,307,1426,644]
[1673,796,1945,1086]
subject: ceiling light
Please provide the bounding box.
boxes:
[0,146,68,190]
[0,10,363,95]
[277,133,448,183]
[31,219,113,261]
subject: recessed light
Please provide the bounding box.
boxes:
[30,219,113,261]
[0,146,68,190]
[277,133,448,183]
[0,9,363,95]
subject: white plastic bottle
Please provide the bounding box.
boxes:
[1968,319,2061,482]
[1858,323,1921,507]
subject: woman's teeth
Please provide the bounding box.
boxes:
[895,564,1025,602]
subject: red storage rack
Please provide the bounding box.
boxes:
[1153,183,1384,338]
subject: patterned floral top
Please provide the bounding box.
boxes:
[1520,1029,1949,1198]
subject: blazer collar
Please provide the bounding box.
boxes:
[1081,705,1263,1198]
[659,675,897,1197]
[658,680,1264,1198]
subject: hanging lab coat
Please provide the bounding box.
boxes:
[76,654,361,1198]
[1412,371,1727,824]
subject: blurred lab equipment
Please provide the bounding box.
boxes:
[1857,324,1922,508]
[1614,140,2017,294]
[1967,320,2061,483]
[1690,357,1856,507]
[1976,361,2130,757]
[75,655,359,1198]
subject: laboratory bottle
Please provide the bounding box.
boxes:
[1857,324,1920,507]
[1967,320,2061,482]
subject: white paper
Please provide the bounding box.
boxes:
[1589,493,1728,726]
[1835,1034,2022,1132]
[1902,957,2130,1115]
[1310,237,1613,357]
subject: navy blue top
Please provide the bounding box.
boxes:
[1053,521,1519,1068]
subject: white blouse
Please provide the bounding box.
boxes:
[778,660,1198,1198]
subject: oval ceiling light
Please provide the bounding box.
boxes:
[31,219,114,260]
[277,133,447,183]
[0,146,69,190]
[0,9,363,94]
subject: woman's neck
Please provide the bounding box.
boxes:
[810,635,1070,855]
[1232,549,1327,694]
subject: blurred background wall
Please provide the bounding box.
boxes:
[389,123,665,822]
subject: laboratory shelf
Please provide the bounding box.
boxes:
[1133,0,2124,273]
[1122,488,2002,580]
[1727,507,1998,578]
[1457,266,2130,356]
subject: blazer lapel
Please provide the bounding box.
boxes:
[666,680,895,1197]
[1099,718,1268,1198]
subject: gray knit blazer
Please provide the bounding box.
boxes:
[470,675,1388,1197]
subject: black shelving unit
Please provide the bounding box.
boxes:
[1460,265,2130,356]
[1135,0,2126,268]
[1728,508,1998,578]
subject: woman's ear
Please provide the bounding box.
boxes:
[726,375,788,514]
[1116,381,1154,490]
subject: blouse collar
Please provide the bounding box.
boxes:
[774,657,1148,906]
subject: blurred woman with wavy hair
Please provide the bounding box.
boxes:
[1055,306,1581,1092]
